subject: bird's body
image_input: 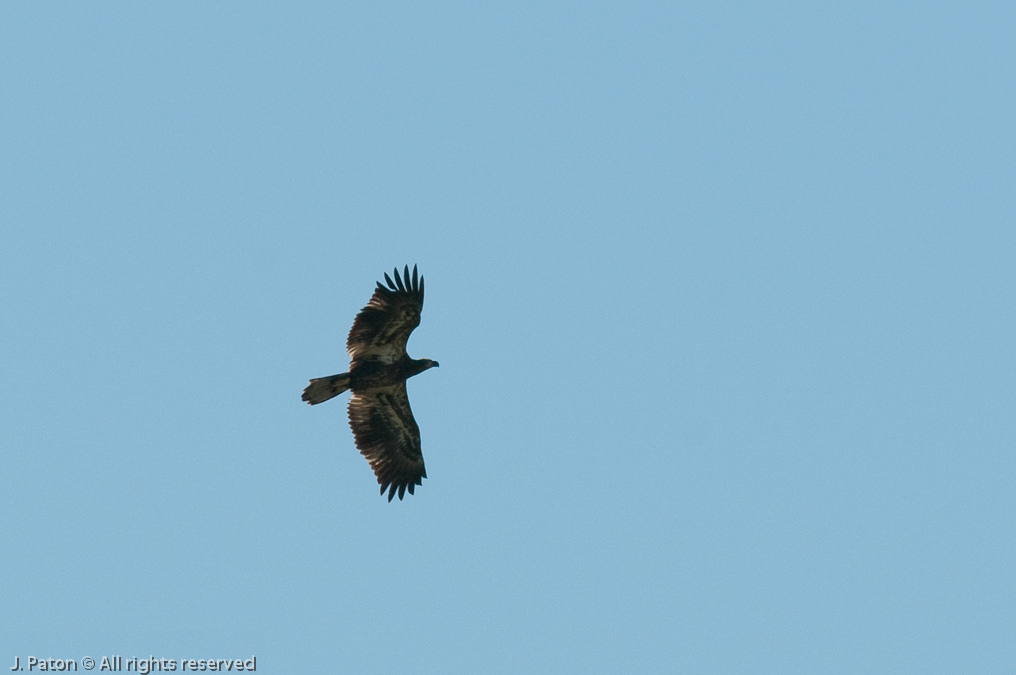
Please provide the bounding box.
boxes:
[302,265,438,501]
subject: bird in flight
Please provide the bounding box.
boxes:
[302,265,439,501]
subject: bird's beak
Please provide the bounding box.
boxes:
[432,361,440,368]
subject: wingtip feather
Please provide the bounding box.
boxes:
[381,265,425,297]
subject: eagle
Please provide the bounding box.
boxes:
[302,265,439,501]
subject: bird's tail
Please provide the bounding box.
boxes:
[302,373,351,405]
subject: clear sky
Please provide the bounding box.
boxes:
[2,2,1013,673]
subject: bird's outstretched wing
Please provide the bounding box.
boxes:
[347,384,427,501]
[346,265,424,365]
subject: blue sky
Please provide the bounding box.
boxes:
[2,2,1013,673]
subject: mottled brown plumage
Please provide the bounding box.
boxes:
[302,265,438,501]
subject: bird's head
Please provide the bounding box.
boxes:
[407,358,439,377]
